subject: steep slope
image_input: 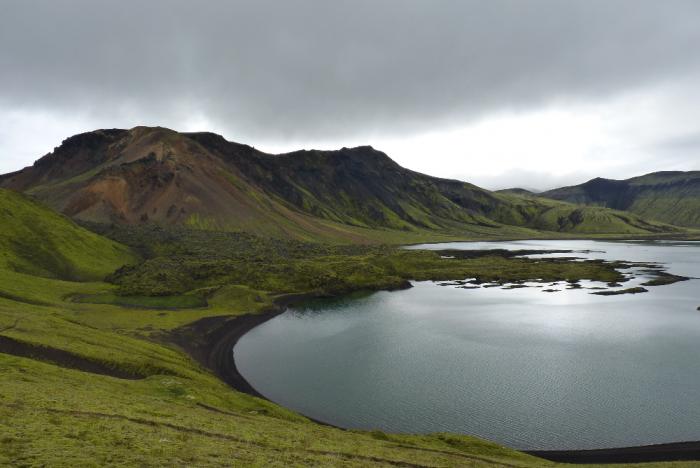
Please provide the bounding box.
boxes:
[541,172,700,227]
[0,127,374,242]
[0,188,135,280]
[185,131,505,231]
[0,126,683,239]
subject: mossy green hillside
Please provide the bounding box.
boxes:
[0,189,136,280]
[0,212,694,466]
[1,127,689,244]
[541,171,700,228]
[492,191,683,234]
[92,224,624,298]
[0,248,688,467]
[0,251,557,467]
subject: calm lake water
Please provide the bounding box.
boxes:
[234,240,700,450]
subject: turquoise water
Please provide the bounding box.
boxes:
[234,240,700,450]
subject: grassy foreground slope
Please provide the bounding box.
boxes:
[0,189,136,281]
[540,171,700,228]
[0,274,557,467]
[0,192,695,466]
[0,202,548,466]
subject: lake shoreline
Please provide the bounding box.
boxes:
[167,281,413,410]
[527,441,700,464]
[169,292,321,400]
[400,232,700,247]
[170,245,700,465]
[168,283,412,419]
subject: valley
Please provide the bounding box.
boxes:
[4,3,700,466]
[0,128,699,467]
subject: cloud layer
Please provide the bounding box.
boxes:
[1,0,699,187]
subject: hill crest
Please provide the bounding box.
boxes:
[541,171,700,227]
[0,127,685,240]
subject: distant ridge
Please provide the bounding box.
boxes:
[496,188,537,196]
[541,171,700,227]
[0,126,683,241]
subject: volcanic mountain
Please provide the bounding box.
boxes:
[0,126,682,241]
[540,172,700,228]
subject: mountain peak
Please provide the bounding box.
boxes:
[0,127,686,237]
[341,145,376,152]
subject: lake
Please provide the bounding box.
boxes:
[234,240,700,450]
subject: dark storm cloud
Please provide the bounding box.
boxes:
[1,0,699,141]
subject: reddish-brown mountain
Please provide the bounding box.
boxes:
[0,126,681,241]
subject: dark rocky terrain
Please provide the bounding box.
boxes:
[0,127,682,241]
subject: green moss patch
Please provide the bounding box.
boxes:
[71,293,207,310]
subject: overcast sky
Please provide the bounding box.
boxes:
[1,0,699,191]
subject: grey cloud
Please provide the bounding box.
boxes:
[2,0,700,142]
[653,132,700,154]
[461,169,600,192]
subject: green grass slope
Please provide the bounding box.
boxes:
[541,171,700,228]
[492,192,682,234]
[91,224,625,297]
[0,195,524,466]
[0,204,693,466]
[0,189,136,280]
[0,275,555,467]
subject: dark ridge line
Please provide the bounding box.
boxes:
[0,335,146,380]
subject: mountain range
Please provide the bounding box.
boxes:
[538,172,700,228]
[0,126,691,242]
[0,125,698,467]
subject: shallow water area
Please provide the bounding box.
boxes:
[235,240,700,450]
